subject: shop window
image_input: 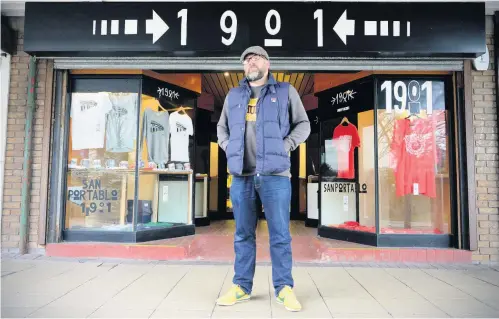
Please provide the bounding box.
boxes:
[66,80,140,232]
[64,75,200,241]
[315,75,454,247]
[376,79,451,235]
[136,76,197,230]
[318,79,375,234]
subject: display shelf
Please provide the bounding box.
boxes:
[68,167,193,175]
[67,167,193,226]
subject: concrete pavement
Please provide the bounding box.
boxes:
[2,255,499,318]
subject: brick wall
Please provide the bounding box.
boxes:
[1,17,52,253]
[472,16,499,263]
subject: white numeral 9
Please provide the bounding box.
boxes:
[266,9,281,36]
[394,81,407,112]
[220,10,237,46]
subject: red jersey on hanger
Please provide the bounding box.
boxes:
[390,116,437,198]
[332,122,360,179]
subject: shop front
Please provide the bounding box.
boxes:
[22,1,486,248]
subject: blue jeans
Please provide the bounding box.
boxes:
[230,174,293,297]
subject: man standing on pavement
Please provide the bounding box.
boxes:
[216,46,311,312]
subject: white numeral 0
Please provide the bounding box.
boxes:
[265,9,281,36]
[220,10,237,46]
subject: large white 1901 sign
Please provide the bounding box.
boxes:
[381,80,433,114]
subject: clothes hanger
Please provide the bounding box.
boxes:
[156,100,168,112]
[171,105,193,114]
[340,117,349,125]
[405,112,421,120]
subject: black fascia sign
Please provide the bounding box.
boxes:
[315,77,374,121]
[23,1,485,58]
[141,75,200,109]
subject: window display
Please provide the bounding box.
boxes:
[135,76,198,230]
[317,79,375,234]
[65,75,199,236]
[377,78,451,235]
[66,89,138,232]
[315,75,453,244]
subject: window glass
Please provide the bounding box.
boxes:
[376,79,451,234]
[136,76,198,230]
[318,80,375,232]
[65,90,138,231]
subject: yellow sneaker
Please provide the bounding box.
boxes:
[216,284,250,306]
[276,286,302,312]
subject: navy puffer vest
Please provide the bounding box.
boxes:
[225,74,290,176]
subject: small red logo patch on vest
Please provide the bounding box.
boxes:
[271,97,277,102]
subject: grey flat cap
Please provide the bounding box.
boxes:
[240,46,270,62]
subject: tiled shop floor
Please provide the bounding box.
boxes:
[1,257,499,318]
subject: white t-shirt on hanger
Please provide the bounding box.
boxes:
[70,92,113,150]
[169,111,193,162]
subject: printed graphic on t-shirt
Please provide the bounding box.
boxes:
[169,111,193,162]
[175,121,187,133]
[80,100,98,112]
[403,132,432,158]
[71,92,113,150]
[245,98,257,122]
[332,123,360,179]
[151,121,166,133]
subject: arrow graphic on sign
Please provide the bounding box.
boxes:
[333,10,355,45]
[146,10,169,44]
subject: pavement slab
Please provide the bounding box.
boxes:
[1,257,498,318]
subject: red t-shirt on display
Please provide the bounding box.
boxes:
[332,123,360,179]
[390,116,437,198]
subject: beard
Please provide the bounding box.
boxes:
[245,67,265,82]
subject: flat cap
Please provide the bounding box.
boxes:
[240,46,270,63]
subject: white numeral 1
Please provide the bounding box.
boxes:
[381,80,393,113]
[314,9,323,47]
[178,9,188,46]
[421,81,433,114]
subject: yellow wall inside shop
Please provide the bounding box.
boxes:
[299,143,306,178]
[125,95,162,200]
[357,110,376,227]
[210,142,219,177]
